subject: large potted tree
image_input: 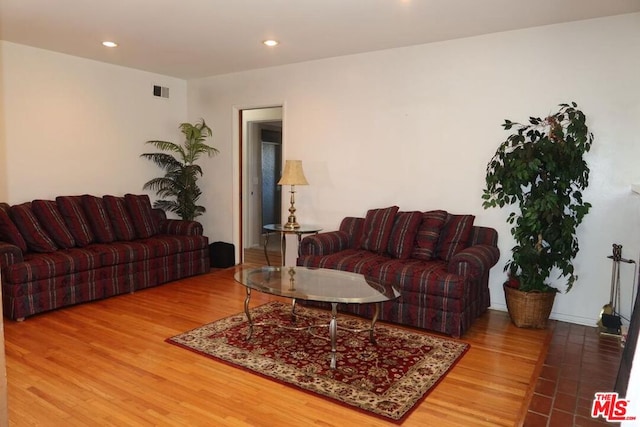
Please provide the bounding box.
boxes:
[482,102,594,328]
[141,119,218,221]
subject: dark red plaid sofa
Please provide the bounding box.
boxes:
[297,206,500,337]
[0,194,209,320]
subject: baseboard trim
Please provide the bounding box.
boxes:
[490,303,598,327]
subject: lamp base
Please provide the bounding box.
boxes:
[284,185,300,229]
[283,216,300,229]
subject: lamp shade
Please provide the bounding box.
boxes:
[277,160,308,186]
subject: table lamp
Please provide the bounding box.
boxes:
[277,160,308,229]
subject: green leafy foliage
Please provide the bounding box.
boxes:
[482,103,593,292]
[141,119,218,221]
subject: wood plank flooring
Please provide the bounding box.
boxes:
[243,247,281,267]
[3,267,551,426]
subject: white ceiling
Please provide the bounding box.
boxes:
[2,0,639,80]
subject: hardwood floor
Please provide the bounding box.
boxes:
[243,247,281,267]
[4,267,552,426]
[243,233,282,266]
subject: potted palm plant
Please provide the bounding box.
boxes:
[482,102,594,328]
[141,119,218,221]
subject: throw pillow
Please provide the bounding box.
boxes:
[31,199,76,249]
[411,210,448,261]
[124,194,159,239]
[436,214,475,261]
[81,195,116,243]
[0,205,28,252]
[387,211,422,259]
[360,206,399,254]
[9,202,58,253]
[56,196,96,247]
[103,195,137,241]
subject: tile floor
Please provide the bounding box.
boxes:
[524,320,624,427]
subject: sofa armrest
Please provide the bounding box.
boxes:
[151,208,203,236]
[299,231,351,256]
[469,226,498,247]
[158,219,204,236]
[447,244,500,279]
[338,217,364,248]
[0,242,24,269]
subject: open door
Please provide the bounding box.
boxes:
[261,130,282,227]
[239,107,283,263]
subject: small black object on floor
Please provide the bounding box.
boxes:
[209,241,235,268]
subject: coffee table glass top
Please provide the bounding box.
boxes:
[234,266,400,304]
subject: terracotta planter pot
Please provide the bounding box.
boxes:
[503,283,556,328]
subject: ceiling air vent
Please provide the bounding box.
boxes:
[153,85,169,98]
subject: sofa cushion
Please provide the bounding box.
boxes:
[411,210,448,261]
[4,248,102,283]
[387,211,422,259]
[81,195,116,243]
[89,241,152,265]
[9,203,58,253]
[125,194,159,238]
[31,200,76,249]
[371,258,461,298]
[436,214,475,261]
[0,205,28,252]
[297,248,388,275]
[56,196,96,247]
[103,195,137,241]
[360,206,399,254]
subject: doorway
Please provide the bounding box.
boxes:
[240,107,283,264]
[261,133,282,227]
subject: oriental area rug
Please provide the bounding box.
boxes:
[167,301,469,422]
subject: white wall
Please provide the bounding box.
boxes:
[0,42,7,202]
[188,13,640,326]
[0,41,188,203]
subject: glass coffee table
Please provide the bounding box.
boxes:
[234,266,401,369]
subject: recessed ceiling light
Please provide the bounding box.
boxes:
[263,40,279,47]
[102,41,118,48]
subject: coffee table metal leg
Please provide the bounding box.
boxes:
[244,288,254,340]
[263,233,271,266]
[370,302,381,344]
[329,302,338,369]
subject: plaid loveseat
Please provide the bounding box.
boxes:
[0,194,209,320]
[297,206,499,337]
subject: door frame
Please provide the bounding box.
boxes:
[235,105,284,263]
